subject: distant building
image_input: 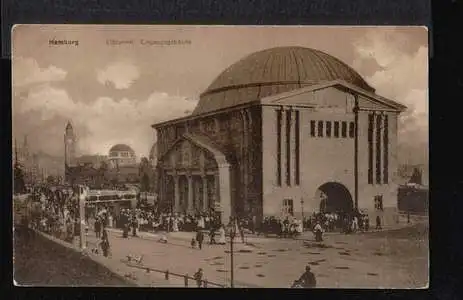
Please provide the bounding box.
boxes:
[76,154,108,169]
[397,167,429,215]
[153,46,407,224]
[63,122,141,185]
[64,121,77,168]
[108,144,137,168]
[13,135,40,184]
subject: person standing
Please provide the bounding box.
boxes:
[209,226,216,245]
[238,219,245,243]
[375,215,382,230]
[313,221,323,242]
[100,230,110,257]
[196,229,204,250]
[352,215,359,233]
[131,214,138,237]
[218,225,226,245]
[364,215,370,232]
[94,217,101,238]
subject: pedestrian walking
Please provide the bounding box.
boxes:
[196,229,204,250]
[209,227,216,245]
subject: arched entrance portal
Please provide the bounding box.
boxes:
[316,182,353,214]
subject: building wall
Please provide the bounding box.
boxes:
[261,88,400,225]
[155,105,262,217]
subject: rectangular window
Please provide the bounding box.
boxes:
[376,115,382,184]
[317,121,324,137]
[368,114,374,184]
[341,121,347,138]
[326,121,332,137]
[310,120,316,137]
[295,111,300,185]
[349,122,355,138]
[286,111,291,186]
[283,199,294,216]
[276,110,282,186]
[334,121,340,138]
[383,115,389,184]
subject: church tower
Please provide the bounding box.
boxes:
[64,121,76,167]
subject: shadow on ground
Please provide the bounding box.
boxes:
[13,226,134,286]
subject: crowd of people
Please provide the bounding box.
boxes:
[92,206,378,244]
[25,185,112,257]
[19,182,396,288]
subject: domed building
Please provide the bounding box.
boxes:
[152,46,407,225]
[108,144,137,168]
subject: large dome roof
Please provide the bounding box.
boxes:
[193,46,374,115]
[109,144,135,153]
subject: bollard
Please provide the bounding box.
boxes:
[184,274,188,287]
[203,279,208,288]
[165,270,169,280]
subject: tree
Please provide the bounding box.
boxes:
[14,162,26,194]
[141,173,150,192]
[139,157,150,174]
[46,175,56,184]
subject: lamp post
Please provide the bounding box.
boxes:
[300,198,305,230]
[78,185,87,250]
[229,218,237,288]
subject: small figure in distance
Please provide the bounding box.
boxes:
[313,220,324,242]
[194,268,204,287]
[292,265,316,288]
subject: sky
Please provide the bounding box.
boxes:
[12,25,428,166]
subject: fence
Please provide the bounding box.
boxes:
[124,260,226,288]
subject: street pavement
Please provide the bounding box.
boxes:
[86,222,429,288]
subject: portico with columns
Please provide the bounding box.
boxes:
[157,133,232,222]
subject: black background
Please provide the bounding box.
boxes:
[1,0,462,299]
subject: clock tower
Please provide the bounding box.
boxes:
[64,121,76,167]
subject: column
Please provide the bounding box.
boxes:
[174,175,180,213]
[280,108,287,186]
[372,113,377,184]
[218,164,231,223]
[290,109,297,186]
[378,114,384,184]
[202,176,208,211]
[216,170,220,205]
[187,175,194,212]
[375,114,382,184]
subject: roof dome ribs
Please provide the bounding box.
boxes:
[193,46,374,115]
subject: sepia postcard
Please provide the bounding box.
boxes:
[12,25,429,288]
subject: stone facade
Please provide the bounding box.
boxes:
[260,83,401,225]
[154,81,404,226]
[155,106,262,223]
